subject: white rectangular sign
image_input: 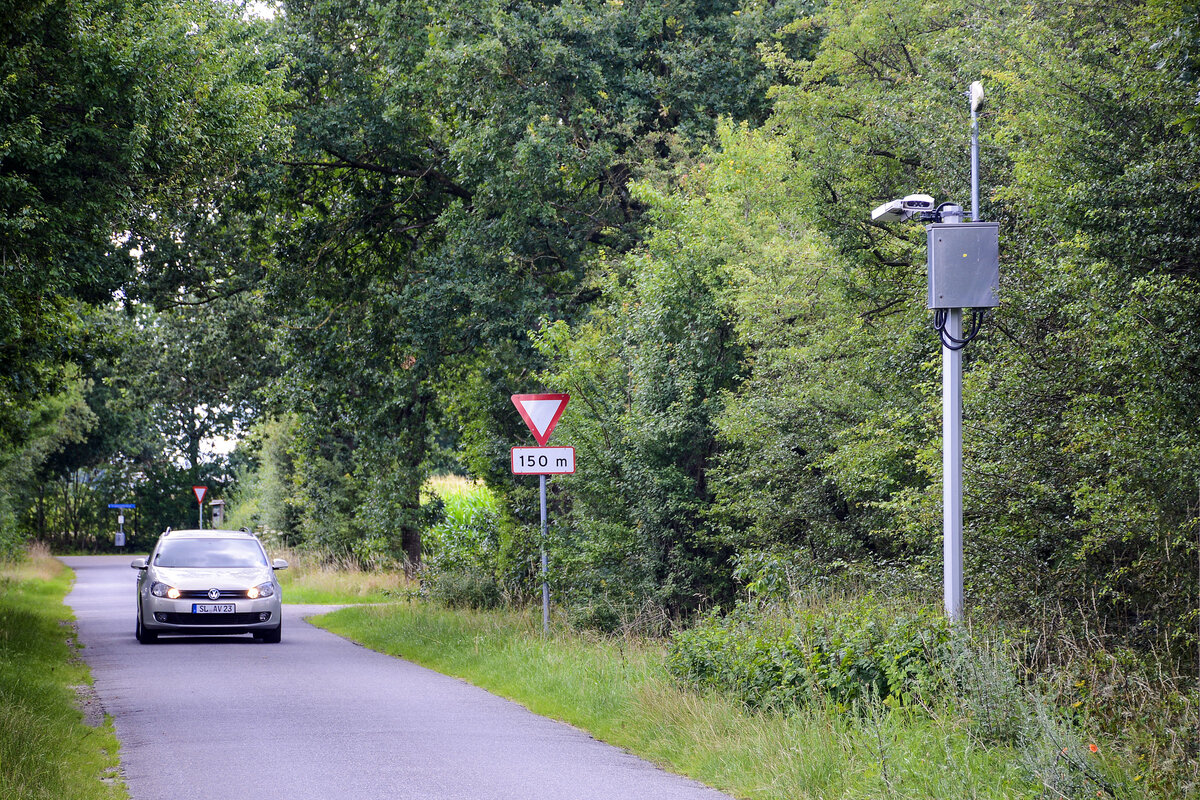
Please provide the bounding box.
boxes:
[511,446,575,475]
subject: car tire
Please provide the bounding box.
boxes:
[256,622,282,643]
[135,609,158,644]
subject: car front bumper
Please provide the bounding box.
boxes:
[140,595,282,635]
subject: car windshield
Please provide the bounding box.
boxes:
[154,538,268,568]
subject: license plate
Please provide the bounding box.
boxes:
[192,604,235,614]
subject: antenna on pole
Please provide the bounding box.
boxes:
[969,81,985,222]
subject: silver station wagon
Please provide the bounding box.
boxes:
[132,528,288,643]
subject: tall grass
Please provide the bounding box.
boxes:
[0,547,125,800]
[271,547,414,605]
[962,609,1198,798]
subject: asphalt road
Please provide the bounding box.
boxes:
[62,555,733,800]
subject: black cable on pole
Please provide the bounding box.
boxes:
[933,309,986,351]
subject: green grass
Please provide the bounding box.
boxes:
[272,547,414,605]
[0,548,126,800]
[312,602,1036,800]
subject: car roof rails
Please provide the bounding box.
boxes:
[163,527,172,536]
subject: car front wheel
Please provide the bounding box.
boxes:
[255,621,282,643]
[135,608,157,644]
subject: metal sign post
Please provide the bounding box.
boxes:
[540,475,549,633]
[943,308,964,620]
[109,503,135,548]
[510,393,572,634]
[938,81,990,621]
[927,217,998,621]
[943,80,983,621]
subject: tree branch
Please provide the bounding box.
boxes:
[282,152,473,202]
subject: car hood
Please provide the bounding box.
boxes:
[151,567,274,589]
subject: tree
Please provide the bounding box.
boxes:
[112,298,274,477]
[0,0,286,453]
[265,0,817,567]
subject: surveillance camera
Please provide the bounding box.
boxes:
[871,193,937,223]
[902,193,936,213]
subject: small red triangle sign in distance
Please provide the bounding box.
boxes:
[511,394,570,446]
[193,485,208,505]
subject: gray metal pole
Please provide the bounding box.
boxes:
[970,80,983,223]
[971,114,980,222]
[540,474,549,634]
[948,79,982,620]
[944,308,964,621]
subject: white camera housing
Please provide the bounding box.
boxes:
[871,193,937,223]
[969,81,985,113]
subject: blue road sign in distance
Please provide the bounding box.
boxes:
[108,503,137,509]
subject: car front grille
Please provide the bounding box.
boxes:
[177,589,247,600]
[158,612,272,625]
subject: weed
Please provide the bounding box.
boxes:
[666,596,950,712]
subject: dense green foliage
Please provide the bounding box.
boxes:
[531,0,1200,660]
[667,599,950,710]
[245,0,815,566]
[0,0,286,547]
[1,0,1197,787]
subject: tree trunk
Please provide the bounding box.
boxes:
[400,475,422,575]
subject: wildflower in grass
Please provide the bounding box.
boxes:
[1089,744,1099,753]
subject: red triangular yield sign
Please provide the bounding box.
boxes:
[511,393,570,446]
[193,485,208,505]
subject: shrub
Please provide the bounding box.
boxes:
[428,569,503,610]
[666,597,951,711]
[568,599,624,634]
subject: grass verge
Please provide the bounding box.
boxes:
[273,547,414,605]
[312,602,1036,800]
[0,546,125,800]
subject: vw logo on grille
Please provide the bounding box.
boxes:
[207,588,221,600]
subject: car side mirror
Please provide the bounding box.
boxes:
[272,559,289,570]
[130,558,148,569]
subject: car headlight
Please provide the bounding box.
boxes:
[150,582,181,599]
[247,582,275,600]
